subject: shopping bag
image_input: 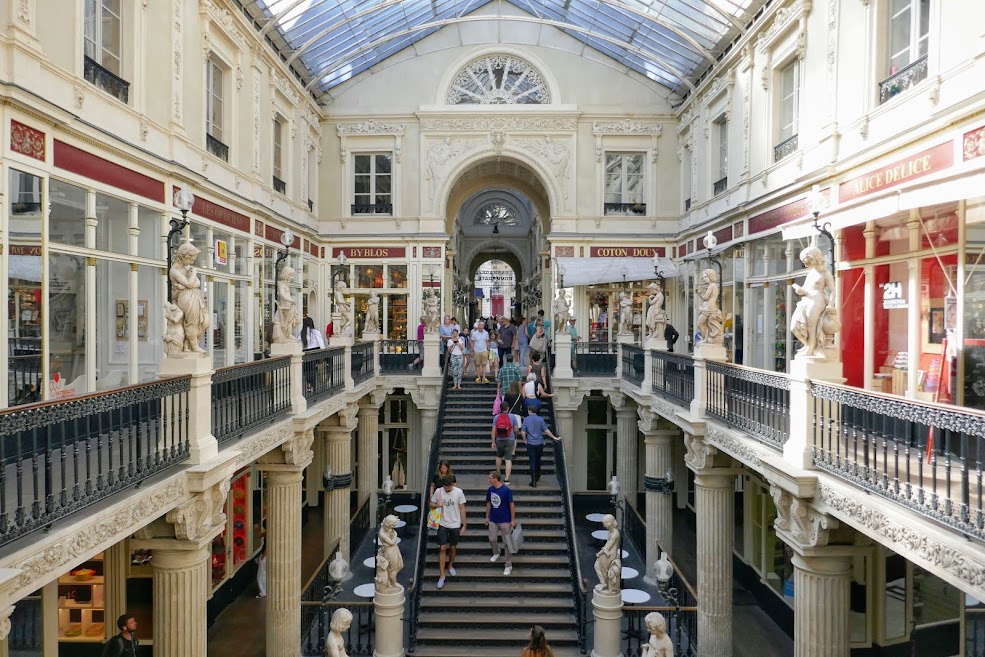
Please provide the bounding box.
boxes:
[427,506,442,530]
[505,522,524,554]
[492,389,502,415]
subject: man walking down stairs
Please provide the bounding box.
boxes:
[414,378,581,657]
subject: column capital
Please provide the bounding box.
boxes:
[684,434,736,473]
[791,549,855,575]
[410,384,441,410]
[770,484,839,550]
[260,429,315,470]
[133,479,231,548]
[637,406,654,432]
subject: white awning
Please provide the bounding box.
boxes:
[557,257,678,286]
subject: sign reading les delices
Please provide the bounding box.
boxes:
[333,247,406,259]
[589,246,665,258]
[839,142,953,204]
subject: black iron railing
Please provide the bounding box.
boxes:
[301,601,375,656]
[380,340,421,373]
[572,341,618,376]
[604,202,647,215]
[812,382,985,540]
[879,55,928,104]
[350,342,374,385]
[273,176,287,194]
[705,361,791,449]
[713,176,728,195]
[773,134,799,162]
[350,496,371,551]
[0,376,190,548]
[302,348,346,404]
[621,344,646,387]
[308,199,314,211]
[8,337,42,406]
[83,55,130,103]
[351,203,392,215]
[684,198,691,211]
[212,357,292,445]
[300,538,341,604]
[651,351,695,408]
[206,134,229,162]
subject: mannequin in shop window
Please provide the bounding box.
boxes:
[790,246,840,358]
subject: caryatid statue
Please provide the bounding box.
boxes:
[168,242,210,353]
[790,245,841,358]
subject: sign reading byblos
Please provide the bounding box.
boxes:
[332,247,406,259]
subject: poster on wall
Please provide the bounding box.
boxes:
[882,281,907,309]
[114,301,149,341]
[215,239,228,266]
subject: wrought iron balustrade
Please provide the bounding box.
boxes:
[379,340,421,373]
[273,176,287,194]
[350,342,375,385]
[350,203,392,215]
[773,134,799,162]
[206,134,229,162]
[603,202,647,215]
[812,382,985,539]
[705,361,791,449]
[302,347,346,404]
[301,601,374,656]
[713,177,728,196]
[212,357,291,445]
[651,350,695,408]
[83,55,130,103]
[572,342,617,376]
[684,198,691,211]
[621,344,646,386]
[0,376,190,548]
[879,55,929,104]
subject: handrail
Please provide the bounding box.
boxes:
[624,501,698,604]
[407,354,451,652]
[544,346,589,652]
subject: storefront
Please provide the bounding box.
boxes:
[330,247,420,340]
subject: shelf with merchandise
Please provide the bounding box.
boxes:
[57,553,105,642]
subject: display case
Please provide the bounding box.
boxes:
[212,468,254,592]
[57,553,105,642]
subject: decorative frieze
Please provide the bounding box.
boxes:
[705,427,763,467]
[419,116,578,132]
[10,120,45,161]
[166,479,230,542]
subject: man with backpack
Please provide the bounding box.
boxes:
[101,615,138,657]
[491,406,522,485]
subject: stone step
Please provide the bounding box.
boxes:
[417,611,576,628]
[418,580,574,595]
[409,645,583,657]
[420,566,570,581]
[414,627,580,645]
[420,596,575,611]
[426,542,569,555]
[424,552,568,566]
[425,528,567,542]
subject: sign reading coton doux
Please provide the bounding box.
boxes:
[333,247,406,259]
[589,246,665,257]
[839,142,954,204]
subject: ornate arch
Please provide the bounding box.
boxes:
[436,46,561,106]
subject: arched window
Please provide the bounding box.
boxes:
[447,55,551,105]
[475,203,519,226]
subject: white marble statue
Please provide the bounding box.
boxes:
[169,241,210,353]
[375,514,403,593]
[695,269,724,346]
[618,291,634,335]
[163,302,185,356]
[790,245,841,358]
[335,281,353,336]
[272,266,301,343]
[654,550,673,584]
[553,291,571,333]
[327,607,352,657]
[646,283,668,340]
[424,288,440,333]
[364,290,381,334]
[641,612,674,657]
[594,514,622,594]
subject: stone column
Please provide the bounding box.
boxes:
[554,408,575,465]
[643,427,677,579]
[323,418,355,559]
[785,357,844,470]
[416,408,438,487]
[259,431,315,657]
[615,405,639,508]
[374,585,406,657]
[158,354,217,464]
[103,541,129,641]
[792,552,852,657]
[152,544,210,657]
[358,403,381,524]
[591,589,623,657]
[686,436,734,657]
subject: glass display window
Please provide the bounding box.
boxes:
[49,179,87,248]
[57,552,106,642]
[136,206,162,260]
[230,471,250,569]
[379,396,409,490]
[388,265,407,289]
[357,264,384,289]
[94,193,129,254]
[47,254,87,397]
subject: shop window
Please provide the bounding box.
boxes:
[136,266,162,382]
[212,281,230,367]
[9,169,44,406]
[352,154,392,215]
[96,259,132,391]
[136,206,161,260]
[713,118,728,195]
[603,153,645,215]
[48,254,87,398]
[49,180,87,248]
[94,193,129,254]
[388,264,407,289]
[272,118,286,194]
[83,0,128,103]
[234,279,249,363]
[357,265,384,289]
[379,397,409,490]
[881,0,930,103]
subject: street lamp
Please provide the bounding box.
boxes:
[168,185,195,301]
[332,252,348,293]
[620,265,629,284]
[807,184,835,277]
[702,230,723,302]
[425,263,437,286]
[376,475,395,549]
[652,253,666,310]
[606,474,626,589]
[557,263,566,289]
[274,228,295,286]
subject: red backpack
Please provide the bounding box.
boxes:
[494,412,514,438]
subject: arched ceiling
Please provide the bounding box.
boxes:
[445,158,550,235]
[241,0,761,96]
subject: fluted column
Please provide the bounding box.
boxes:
[103,541,129,641]
[694,470,734,657]
[615,405,639,508]
[324,424,354,559]
[265,468,304,657]
[152,545,210,657]
[358,405,380,523]
[643,429,676,580]
[793,552,851,657]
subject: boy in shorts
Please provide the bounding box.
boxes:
[429,476,467,589]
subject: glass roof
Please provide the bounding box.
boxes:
[241,0,757,97]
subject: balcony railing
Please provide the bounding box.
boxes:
[651,350,695,408]
[572,342,618,376]
[0,376,190,548]
[705,361,791,449]
[212,357,292,445]
[773,134,799,163]
[713,176,728,196]
[380,340,421,373]
[351,342,375,385]
[621,344,646,387]
[879,55,929,104]
[603,202,647,216]
[684,198,691,211]
[812,382,985,540]
[302,348,346,404]
[273,176,286,194]
[206,134,229,162]
[83,55,130,104]
[350,203,392,215]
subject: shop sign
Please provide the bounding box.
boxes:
[215,239,228,266]
[881,281,907,309]
[839,142,953,204]
[589,246,665,257]
[333,247,406,259]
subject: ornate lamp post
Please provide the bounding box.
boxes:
[376,475,395,549]
[167,185,195,301]
[702,230,723,301]
[807,184,835,277]
[273,228,295,285]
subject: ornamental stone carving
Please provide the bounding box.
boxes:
[706,427,763,467]
[425,136,483,200]
[513,135,571,199]
[637,407,655,434]
[282,429,315,467]
[770,484,836,548]
[165,479,230,542]
[592,119,662,135]
[419,116,577,132]
[684,435,717,471]
[446,55,550,105]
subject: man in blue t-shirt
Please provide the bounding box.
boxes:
[520,406,561,488]
[484,471,516,575]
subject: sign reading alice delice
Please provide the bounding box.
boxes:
[838,142,954,204]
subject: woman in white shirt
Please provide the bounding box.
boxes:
[447,329,466,389]
[299,316,326,350]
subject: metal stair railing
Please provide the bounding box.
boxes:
[406,356,450,653]
[544,346,590,653]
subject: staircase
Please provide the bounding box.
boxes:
[411,378,582,657]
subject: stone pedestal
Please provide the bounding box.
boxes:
[159,354,217,464]
[374,585,406,657]
[553,332,574,379]
[323,425,354,558]
[689,347,727,420]
[329,334,354,348]
[151,544,210,657]
[421,333,441,377]
[694,471,734,657]
[270,341,307,415]
[793,551,852,657]
[645,337,668,351]
[358,405,381,524]
[693,343,727,361]
[644,430,677,581]
[615,406,639,508]
[591,588,624,657]
[785,356,845,469]
[362,330,381,342]
[265,467,305,657]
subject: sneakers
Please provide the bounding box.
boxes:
[475,377,482,383]
[482,378,491,384]
[448,567,457,576]
[490,553,501,563]
[530,479,538,488]
[437,577,445,589]
[503,565,513,576]
[503,479,510,485]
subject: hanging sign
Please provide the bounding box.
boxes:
[881,281,907,309]
[214,239,228,266]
